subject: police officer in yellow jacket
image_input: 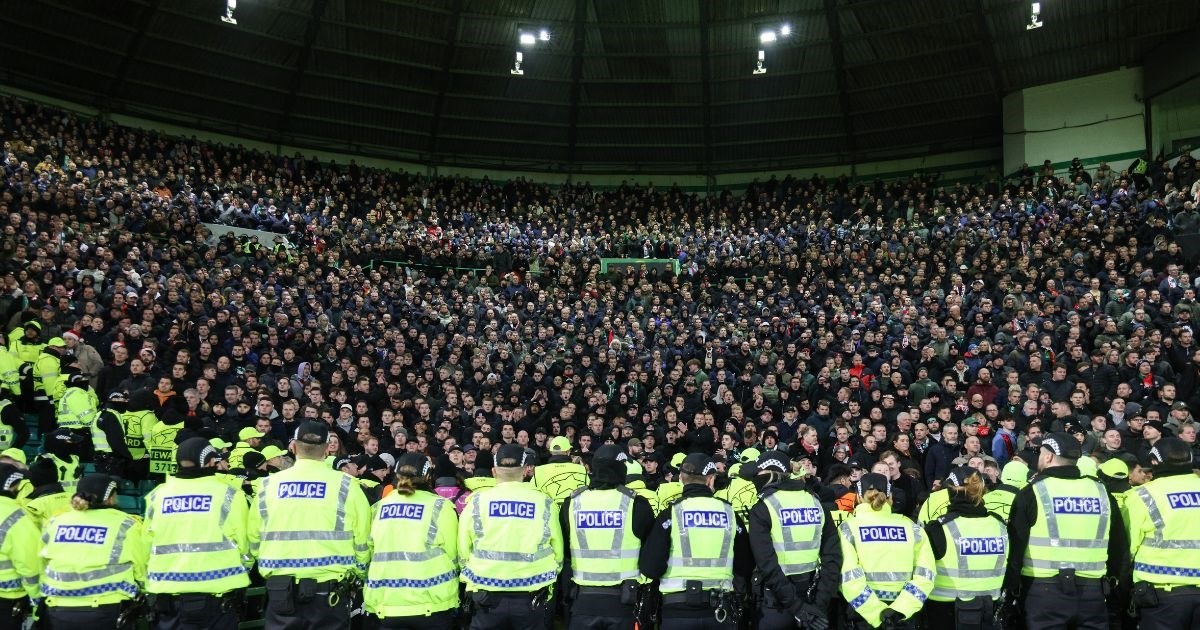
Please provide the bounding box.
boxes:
[248,421,371,630]
[33,337,67,434]
[1126,438,1200,630]
[144,438,251,630]
[0,394,30,453]
[364,452,459,629]
[924,466,1009,630]
[747,450,840,630]
[41,473,148,628]
[639,453,752,629]
[459,443,563,630]
[1004,432,1128,630]
[560,445,653,629]
[0,463,42,629]
[837,473,936,630]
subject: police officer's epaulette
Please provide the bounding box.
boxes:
[755,485,779,501]
[569,485,589,500]
[934,512,960,526]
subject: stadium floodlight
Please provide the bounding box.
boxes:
[1027,2,1043,29]
[221,0,237,24]
[511,51,525,75]
[760,30,777,44]
[539,29,551,41]
[779,24,791,37]
[753,49,767,75]
[519,32,537,46]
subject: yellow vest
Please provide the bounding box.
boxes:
[147,421,183,476]
[364,490,459,617]
[567,487,641,586]
[1127,473,1200,587]
[532,461,588,504]
[929,514,1008,601]
[660,496,735,594]
[1022,476,1111,579]
[837,504,936,624]
[761,488,824,576]
[459,481,562,592]
[917,488,951,524]
[145,476,251,595]
[0,497,42,600]
[41,508,147,607]
[656,481,683,509]
[122,409,155,460]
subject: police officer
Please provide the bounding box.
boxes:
[1126,438,1200,629]
[0,389,29,452]
[533,436,588,504]
[924,466,1008,629]
[624,459,661,514]
[0,463,42,628]
[144,438,250,630]
[560,444,654,629]
[747,450,839,630]
[1004,432,1127,630]
[837,473,935,630]
[656,453,687,508]
[459,443,562,629]
[93,391,134,476]
[33,337,67,434]
[983,458,1029,522]
[248,420,371,630]
[41,473,148,628]
[639,453,752,629]
[56,374,98,434]
[364,452,460,629]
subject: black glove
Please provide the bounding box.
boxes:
[880,609,906,629]
[793,602,830,630]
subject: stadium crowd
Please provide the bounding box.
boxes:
[1,94,1200,628]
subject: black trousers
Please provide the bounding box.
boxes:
[659,604,736,629]
[367,609,455,630]
[154,593,240,630]
[568,591,635,630]
[265,586,352,630]
[1023,577,1107,630]
[46,603,122,629]
[925,599,995,630]
[1137,588,1200,630]
[755,605,797,630]
[468,593,549,630]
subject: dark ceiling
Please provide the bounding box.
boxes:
[2,0,1196,174]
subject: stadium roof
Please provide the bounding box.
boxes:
[3,0,1196,174]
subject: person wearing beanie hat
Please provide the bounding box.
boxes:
[142,437,249,629]
[249,419,370,629]
[532,435,588,506]
[0,462,41,628]
[363,451,460,628]
[923,466,1008,629]
[1126,437,1200,627]
[983,458,1030,522]
[1004,432,1126,629]
[559,444,654,627]
[746,450,840,630]
[458,442,562,629]
[41,473,147,627]
[838,472,935,629]
[638,451,750,627]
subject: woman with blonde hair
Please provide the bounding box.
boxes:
[837,473,935,629]
[923,465,1008,629]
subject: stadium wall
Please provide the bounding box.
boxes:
[1002,67,1147,176]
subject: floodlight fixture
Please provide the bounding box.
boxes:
[1027,2,1043,29]
[779,24,791,37]
[539,29,551,41]
[519,32,537,46]
[221,0,238,24]
[753,49,767,75]
[511,51,525,75]
[760,30,777,44]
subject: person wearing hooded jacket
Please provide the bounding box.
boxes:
[923,466,1009,629]
[0,462,42,629]
[747,450,841,630]
[558,444,654,629]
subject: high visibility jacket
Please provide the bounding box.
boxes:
[92,408,122,454]
[41,507,148,607]
[121,409,156,460]
[33,350,65,400]
[838,503,936,625]
[929,514,1008,602]
[144,475,251,595]
[0,496,42,600]
[0,400,14,451]
[660,496,736,594]
[41,454,81,494]
[23,489,72,531]
[11,333,44,364]
[760,487,825,577]
[656,481,682,509]
[146,421,184,476]
[228,441,254,471]
[248,459,371,581]
[458,480,563,592]
[715,477,757,521]
[464,476,497,493]
[917,488,950,524]
[567,487,641,586]
[532,461,588,504]
[364,489,459,617]
[56,386,98,430]
[1022,476,1111,579]
[625,480,660,514]
[1127,473,1200,587]
[983,484,1019,522]
[0,347,21,395]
